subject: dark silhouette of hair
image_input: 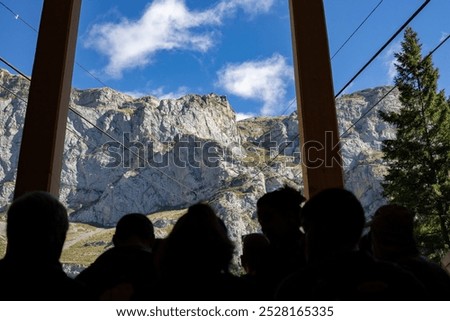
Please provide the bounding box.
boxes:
[257,185,305,212]
[255,186,306,297]
[240,233,270,275]
[113,213,155,248]
[163,203,234,275]
[257,185,305,224]
[370,204,418,260]
[301,188,365,262]
[276,189,428,300]
[0,191,87,300]
[158,203,247,300]
[6,191,68,262]
[239,233,273,300]
[370,204,450,299]
[257,185,305,244]
[76,213,156,300]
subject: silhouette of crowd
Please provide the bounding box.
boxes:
[1,188,449,300]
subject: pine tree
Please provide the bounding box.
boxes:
[380,27,450,259]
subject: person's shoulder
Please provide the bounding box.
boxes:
[366,257,429,299]
[57,272,91,300]
[275,265,318,300]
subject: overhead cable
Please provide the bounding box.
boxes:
[335,0,431,98]
[249,31,450,183]
[0,1,38,32]
[340,33,450,139]
[331,0,384,60]
[0,1,110,89]
[0,58,197,200]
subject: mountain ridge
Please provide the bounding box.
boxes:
[0,69,399,248]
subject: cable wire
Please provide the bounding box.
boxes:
[0,83,28,104]
[75,62,110,88]
[0,59,197,200]
[0,82,91,144]
[0,1,200,200]
[340,33,450,139]
[1,0,439,196]
[248,31,450,183]
[1,1,301,192]
[0,1,110,89]
[251,0,432,181]
[331,0,384,60]
[245,0,386,183]
[335,0,431,98]
[67,106,197,199]
[0,1,38,32]
[0,56,31,80]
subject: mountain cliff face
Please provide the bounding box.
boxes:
[0,69,400,243]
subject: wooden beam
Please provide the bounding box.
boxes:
[289,0,344,198]
[14,0,82,199]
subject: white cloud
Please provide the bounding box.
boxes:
[150,86,189,99]
[384,42,401,83]
[213,0,275,17]
[233,0,274,14]
[85,0,275,78]
[216,54,293,115]
[236,112,256,121]
[124,85,189,99]
[85,0,215,78]
[123,90,148,98]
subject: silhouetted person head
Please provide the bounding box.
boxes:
[301,188,365,263]
[0,192,89,300]
[257,185,305,245]
[162,203,234,276]
[113,213,155,249]
[6,191,68,263]
[370,204,419,261]
[76,213,156,300]
[277,192,430,301]
[371,205,450,300]
[240,233,270,275]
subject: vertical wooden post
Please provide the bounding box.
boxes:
[289,0,344,198]
[14,0,82,199]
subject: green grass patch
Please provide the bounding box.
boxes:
[61,222,114,266]
[61,209,186,266]
[0,235,6,259]
[0,209,185,266]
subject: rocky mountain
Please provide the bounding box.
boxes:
[0,68,400,245]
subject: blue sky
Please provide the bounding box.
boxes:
[1,0,449,119]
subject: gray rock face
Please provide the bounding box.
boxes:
[0,69,400,246]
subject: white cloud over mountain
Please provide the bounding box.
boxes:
[216,54,293,115]
[85,0,275,78]
[236,112,256,121]
[383,42,401,83]
[150,86,190,99]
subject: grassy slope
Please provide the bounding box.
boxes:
[0,209,186,267]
